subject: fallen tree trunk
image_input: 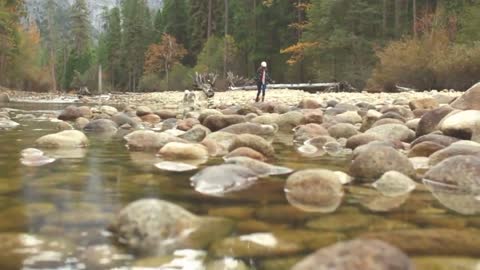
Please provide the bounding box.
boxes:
[229,82,357,92]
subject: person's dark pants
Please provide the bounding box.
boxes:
[256,83,267,102]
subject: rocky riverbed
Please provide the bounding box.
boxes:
[0,84,480,269]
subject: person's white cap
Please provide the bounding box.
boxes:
[261,61,267,67]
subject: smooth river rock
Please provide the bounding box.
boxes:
[190,164,258,195]
[224,156,293,176]
[110,199,233,256]
[291,239,413,270]
[35,130,88,149]
[361,229,480,256]
[350,144,415,182]
[285,169,344,213]
[124,130,185,151]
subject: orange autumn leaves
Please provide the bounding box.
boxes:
[144,34,187,75]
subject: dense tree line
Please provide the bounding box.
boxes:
[1,0,479,92]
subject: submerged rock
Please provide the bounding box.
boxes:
[224,156,293,176]
[372,171,417,197]
[293,124,329,144]
[35,130,88,149]
[191,164,258,195]
[291,239,413,270]
[154,161,198,172]
[81,244,133,269]
[285,169,344,213]
[206,258,250,270]
[210,233,303,258]
[414,256,480,270]
[20,148,55,167]
[0,233,75,270]
[0,118,19,129]
[361,229,480,256]
[110,199,233,256]
[158,142,209,163]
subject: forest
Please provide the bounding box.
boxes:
[0,0,479,93]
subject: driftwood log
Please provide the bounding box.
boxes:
[227,72,254,88]
[229,81,357,93]
[192,72,216,98]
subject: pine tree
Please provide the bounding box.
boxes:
[188,0,224,59]
[70,0,90,54]
[153,8,164,43]
[104,7,122,88]
[64,0,92,89]
[162,0,189,47]
[122,0,150,91]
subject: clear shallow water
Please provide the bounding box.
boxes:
[1,103,480,270]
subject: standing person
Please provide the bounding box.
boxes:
[255,61,272,102]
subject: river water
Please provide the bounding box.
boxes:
[0,102,479,270]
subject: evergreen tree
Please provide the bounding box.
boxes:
[64,0,92,89]
[102,7,122,89]
[188,0,224,58]
[153,8,164,43]
[122,0,150,91]
[70,0,90,54]
[161,0,189,47]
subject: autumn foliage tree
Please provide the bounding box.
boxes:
[144,34,187,90]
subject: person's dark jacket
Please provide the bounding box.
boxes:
[255,67,272,85]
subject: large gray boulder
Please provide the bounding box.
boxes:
[110,199,233,256]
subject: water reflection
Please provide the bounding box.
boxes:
[423,179,480,215]
[349,186,410,212]
[4,103,480,269]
